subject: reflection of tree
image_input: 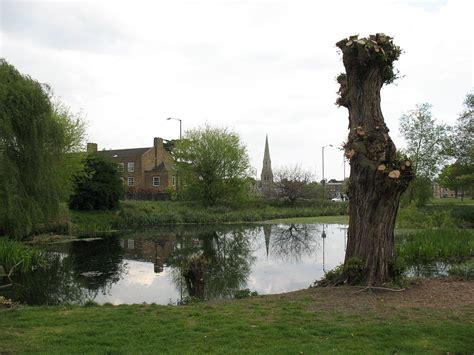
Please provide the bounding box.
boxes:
[2,253,87,305]
[270,224,321,262]
[69,237,125,296]
[168,227,255,300]
[1,237,126,305]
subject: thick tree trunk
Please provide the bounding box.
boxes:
[336,34,413,285]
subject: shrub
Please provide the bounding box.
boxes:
[69,154,124,211]
[0,237,46,273]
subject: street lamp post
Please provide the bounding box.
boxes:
[167,117,182,140]
[166,117,182,200]
[322,144,333,199]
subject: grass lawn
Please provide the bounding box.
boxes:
[428,197,474,206]
[1,279,473,353]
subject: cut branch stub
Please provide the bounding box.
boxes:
[336,33,402,84]
[388,170,401,179]
[345,149,356,159]
[377,164,386,171]
[356,127,366,136]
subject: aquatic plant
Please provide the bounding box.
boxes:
[448,259,474,280]
[396,229,474,264]
[0,237,46,274]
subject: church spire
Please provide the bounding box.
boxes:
[264,134,271,164]
[261,134,274,197]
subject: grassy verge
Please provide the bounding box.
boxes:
[1,280,472,353]
[396,228,474,264]
[60,197,471,233]
[68,200,348,232]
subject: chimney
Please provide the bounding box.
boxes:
[153,137,163,149]
[87,143,98,153]
[154,137,163,166]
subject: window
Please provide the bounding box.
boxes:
[117,163,124,172]
[128,177,134,186]
[127,161,135,172]
[153,176,160,187]
[172,176,176,187]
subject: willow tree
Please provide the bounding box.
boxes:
[336,34,413,285]
[0,59,85,238]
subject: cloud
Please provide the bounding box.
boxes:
[1,0,471,180]
[1,0,129,53]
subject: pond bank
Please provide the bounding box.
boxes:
[1,278,472,353]
[69,200,348,233]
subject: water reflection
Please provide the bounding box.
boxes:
[2,238,125,305]
[270,224,321,262]
[1,224,350,305]
[167,229,255,300]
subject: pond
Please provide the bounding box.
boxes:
[0,223,348,305]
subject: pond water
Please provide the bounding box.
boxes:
[0,223,348,305]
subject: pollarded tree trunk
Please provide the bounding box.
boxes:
[336,34,414,285]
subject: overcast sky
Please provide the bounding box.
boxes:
[1,0,472,180]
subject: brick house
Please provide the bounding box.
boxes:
[87,137,176,197]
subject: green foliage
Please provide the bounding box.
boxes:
[396,203,458,228]
[0,60,86,239]
[399,103,450,180]
[0,237,46,273]
[320,257,365,286]
[396,229,474,264]
[234,289,258,299]
[336,34,402,84]
[449,92,473,165]
[69,154,124,211]
[438,162,473,198]
[49,98,87,200]
[400,176,433,207]
[164,186,177,201]
[110,200,347,229]
[173,125,250,206]
[448,259,474,280]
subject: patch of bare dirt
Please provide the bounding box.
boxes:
[301,279,474,315]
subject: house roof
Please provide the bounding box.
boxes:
[147,161,175,172]
[97,147,152,158]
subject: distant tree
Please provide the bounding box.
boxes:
[274,165,314,205]
[173,125,250,206]
[0,59,86,239]
[399,103,450,180]
[438,162,474,200]
[69,154,124,210]
[400,176,433,207]
[50,98,88,200]
[449,93,473,165]
[438,93,474,200]
[399,103,450,206]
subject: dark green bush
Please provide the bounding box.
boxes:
[69,154,124,211]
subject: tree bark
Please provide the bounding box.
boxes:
[336,34,413,285]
